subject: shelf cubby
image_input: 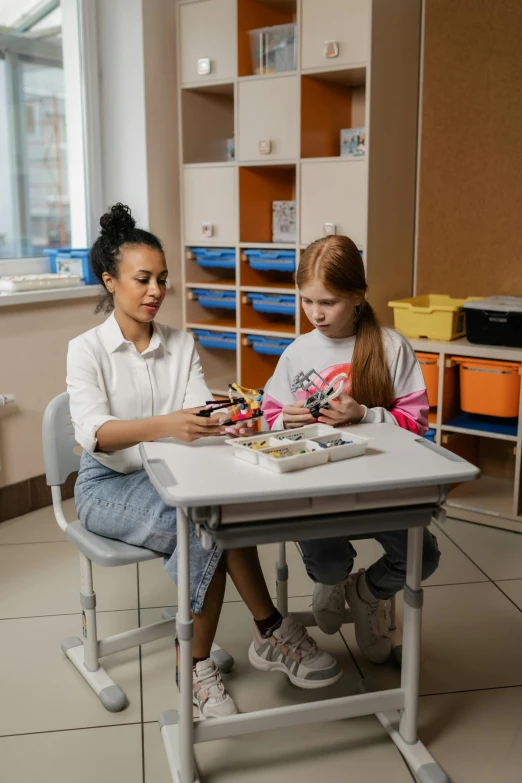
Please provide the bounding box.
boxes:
[185,248,236,285]
[443,433,517,519]
[238,0,297,78]
[192,339,237,396]
[186,288,237,330]
[240,249,295,289]
[301,69,366,159]
[239,165,296,243]
[182,84,234,164]
[241,292,296,335]
[241,339,283,390]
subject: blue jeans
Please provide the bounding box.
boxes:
[74,452,222,613]
[298,528,440,600]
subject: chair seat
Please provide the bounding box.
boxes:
[65,520,161,567]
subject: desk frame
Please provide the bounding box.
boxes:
[157,503,448,783]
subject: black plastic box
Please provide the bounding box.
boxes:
[464,297,522,348]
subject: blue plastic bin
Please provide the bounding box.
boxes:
[247,335,293,356]
[424,429,436,442]
[190,247,236,270]
[247,293,296,316]
[192,289,237,310]
[44,247,71,272]
[193,330,237,351]
[243,249,295,273]
[45,247,97,284]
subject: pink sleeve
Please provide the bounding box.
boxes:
[262,394,284,430]
[389,389,429,436]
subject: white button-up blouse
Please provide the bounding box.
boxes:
[66,313,211,474]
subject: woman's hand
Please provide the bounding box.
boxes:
[317,392,365,427]
[161,408,255,442]
[282,399,316,429]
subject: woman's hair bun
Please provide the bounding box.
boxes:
[99,203,136,238]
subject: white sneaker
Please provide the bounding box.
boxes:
[345,569,392,664]
[312,582,347,634]
[248,614,343,689]
[192,658,238,719]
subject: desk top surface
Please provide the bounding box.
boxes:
[139,423,479,508]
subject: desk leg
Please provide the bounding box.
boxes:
[276,542,289,616]
[374,525,450,783]
[159,507,198,783]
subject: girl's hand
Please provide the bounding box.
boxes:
[317,392,365,427]
[282,399,316,429]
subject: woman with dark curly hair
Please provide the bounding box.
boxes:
[66,204,343,720]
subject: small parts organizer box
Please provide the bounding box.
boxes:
[226,424,370,474]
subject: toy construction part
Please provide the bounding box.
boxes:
[266,446,310,459]
[291,369,348,418]
[317,438,352,449]
[196,382,264,425]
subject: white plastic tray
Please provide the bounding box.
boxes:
[226,424,370,473]
[0,274,83,292]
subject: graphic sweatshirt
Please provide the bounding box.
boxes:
[263,327,429,435]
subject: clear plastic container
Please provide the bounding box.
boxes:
[249,24,296,75]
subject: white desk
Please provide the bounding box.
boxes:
[140,423,479,783]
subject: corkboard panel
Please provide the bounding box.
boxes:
[416,0,522,298]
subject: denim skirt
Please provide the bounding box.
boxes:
[74,451,222,613]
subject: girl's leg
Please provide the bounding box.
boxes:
[362,527,441,600]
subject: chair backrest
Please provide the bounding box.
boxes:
[42,392,81,486]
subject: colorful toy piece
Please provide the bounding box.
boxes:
[197,382,264,425]
[291,369,348,419]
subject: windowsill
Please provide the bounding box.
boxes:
[0,284,101,307]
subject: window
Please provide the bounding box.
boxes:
[0,0,91,263]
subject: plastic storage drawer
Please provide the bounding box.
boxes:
[193,330,237,351]
[463,297,522,348]
[416,352,439,407]
[243,249,296,272]
[453,357,521,418]
[190,248,236,270]
[45,247,97,284]
[388,295,471,341]
[247,335,293,356]
[192,289,237,310]
[247,293,296,315]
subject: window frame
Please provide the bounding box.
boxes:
[0,0,102,281]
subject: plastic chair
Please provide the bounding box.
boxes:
[42,392,233,712]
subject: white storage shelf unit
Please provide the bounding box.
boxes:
[410,337,522,532]
[176,0,422,393]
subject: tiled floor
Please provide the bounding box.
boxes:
[2,501,522,782]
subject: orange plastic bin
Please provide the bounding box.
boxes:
[453,357,521,418]
[416,353,439,407]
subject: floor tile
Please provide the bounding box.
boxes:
[140,596,362,723]
[138,542,311,610]
[342,582,522,695]
[418,686,522,783]
[440,517,522,580]
[0,542,137,618]
[0,724,143,783]
[0,610,141,735]
[351,524,486,587]
[0,498,76,545]
[495,579,522,611]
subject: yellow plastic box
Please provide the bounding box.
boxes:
[388,295,470,341]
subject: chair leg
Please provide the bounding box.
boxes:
[61,553,127,712]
